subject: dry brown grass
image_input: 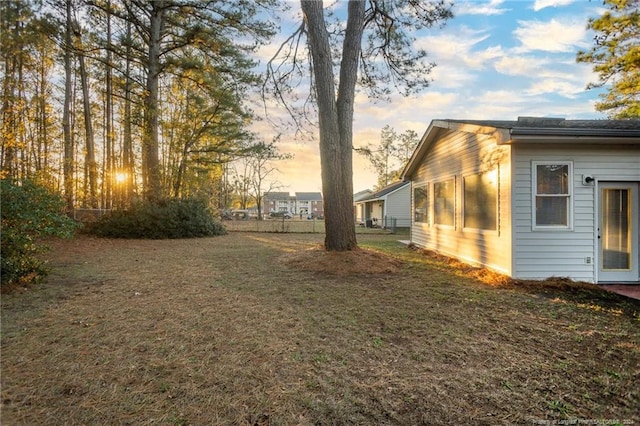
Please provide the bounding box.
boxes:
[1,233,639,425]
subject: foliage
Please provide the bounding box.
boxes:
[356,125,420,188]
[577,0,640,118]
[1,0,281,211]
[86,198,227,239]
[1,178,78,288]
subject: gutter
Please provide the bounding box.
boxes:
[501,127,640,144]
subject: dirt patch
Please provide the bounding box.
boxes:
[279,245,403,275]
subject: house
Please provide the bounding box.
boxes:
[263,192,294,216]
[354,181,411,229]
[263,191,324,218]
[295,192,324,218]
[402,117,640,284]
[353,189,373,224]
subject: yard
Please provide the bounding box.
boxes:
[222,218,400,234]
[1,232,638,425]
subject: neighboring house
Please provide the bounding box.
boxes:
[355,181,411,229]
[263,191,324,218]
[263,192,294,216]
[295,192,324,218]
[402,117,640,284]
[353,189,373,224]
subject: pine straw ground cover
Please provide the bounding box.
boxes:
[1,233,639,425]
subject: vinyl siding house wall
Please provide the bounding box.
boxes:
[355,181,411,228]
[403,118,640,284]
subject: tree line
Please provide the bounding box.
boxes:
[1,0,286,214]
[2,0,636,253]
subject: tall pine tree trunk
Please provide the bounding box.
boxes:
[62,0,74,214]
[142,1,164,201]
[301,0,363,251]
[105,0,114,209]
[123,19,134,205]
[78,51,98,207]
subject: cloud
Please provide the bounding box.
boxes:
[494,55,573,81]
[532,0,576,12]
[494,55,546,76]
[455,0,510,16]
[526,80,581,98]
[513,18,588,53]
[415,26,504,89]
[417,27,500,69]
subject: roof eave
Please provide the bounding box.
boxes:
[402,120,507,178]
[507,128,640,144]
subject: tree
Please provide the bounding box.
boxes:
[356,125,419,188]
[577,0,640,119]
[231,138,292,219]
[356,125,420,189]
[1,0,41,179]
[266,1,452,251]
[247,139,291,220]
[89,0,278,201]
[162,60,256,199]
[62,0,75,214]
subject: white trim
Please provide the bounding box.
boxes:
[412,181,430,226]
[531,161,574,231]
[597,181,640,283]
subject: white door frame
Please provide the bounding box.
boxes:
[596,181,639,283]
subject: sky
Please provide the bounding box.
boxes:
[250,0,608,194]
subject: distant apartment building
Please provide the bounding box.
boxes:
[263,192,324,218]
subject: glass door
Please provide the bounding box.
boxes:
[598,182,639,282]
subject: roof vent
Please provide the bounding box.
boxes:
[517,116,566,126]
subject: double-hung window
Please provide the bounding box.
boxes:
[533,162,572,229]
[463,170,498,231]
[434,178,455,227]
[414,184,428,224]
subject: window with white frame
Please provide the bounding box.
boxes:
[434,178,455,226]
[533,162,572,228]
[464,170,498,231]
[413,184,428,223]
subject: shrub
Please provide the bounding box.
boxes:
[1,178,78,289]
[86,198,227,239]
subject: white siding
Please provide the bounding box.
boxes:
[410,130,513,275]
[385,185,411,227]
[512,144,640,282]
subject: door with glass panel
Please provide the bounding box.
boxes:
[598,182,639,282]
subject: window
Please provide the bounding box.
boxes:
[464,171,497,231]
[533,162,572,228]
[414,184,428,223]
[434,178,455,226]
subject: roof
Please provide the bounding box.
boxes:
[353,189,373,202]
[264,192,291,200]
[295,192,323,201]
[357,180,409,203]
[403,117,640,178]
[445,117,640,140]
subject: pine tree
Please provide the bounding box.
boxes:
[577,0,640,118]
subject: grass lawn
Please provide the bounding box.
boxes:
[1,232,638,425]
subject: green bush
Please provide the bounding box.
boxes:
[86,198,226,239]
[1,178,78,289]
